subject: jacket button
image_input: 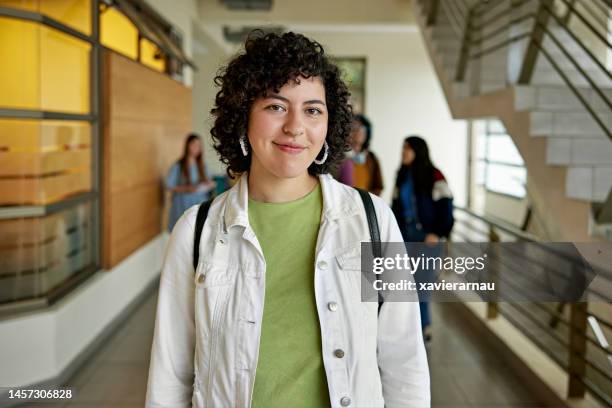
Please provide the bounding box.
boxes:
[327,302,338,312]
[197,274,205,284]
[317,261,328,270]
[334,349,345,358]
[219,237,226,245]
[340,396,351,406]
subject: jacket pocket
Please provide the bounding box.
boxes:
[334,245,369,308]
[193,262,237,407]
[194,261,236,288]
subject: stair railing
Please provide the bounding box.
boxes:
[419,0,612,140]
[451,206,612,405]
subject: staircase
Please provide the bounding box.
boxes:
[413,0,612,240]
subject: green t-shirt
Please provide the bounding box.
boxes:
[249,182,329,408]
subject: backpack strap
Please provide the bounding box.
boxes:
[193,199,212,271]
[353,188,382,258]
[353,188,384,313]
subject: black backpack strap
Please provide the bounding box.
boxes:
[353,188,384,313]
[354,188,382,258]
[193,200,212,271]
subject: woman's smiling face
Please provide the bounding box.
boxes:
[247,76,328,179]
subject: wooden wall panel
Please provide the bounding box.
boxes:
[102,51,191,269]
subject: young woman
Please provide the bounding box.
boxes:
[146,32,429,408]
[392,136,454,342]
[348,114,384,196]
[166,133,215,232]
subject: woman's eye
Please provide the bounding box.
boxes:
[266,104,285,112]
[306,107,322,116]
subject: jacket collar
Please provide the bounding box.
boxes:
[222,173,362,230]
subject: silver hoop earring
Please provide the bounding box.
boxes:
[314,140,329,165]
[239,135,249,156]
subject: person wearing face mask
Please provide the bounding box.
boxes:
[146,31,430,408]
[392,135,454,342]
[165,133,216,232]
[348,114,384,196]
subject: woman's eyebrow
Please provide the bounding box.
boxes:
[265,94,326,106]
[304,99,326,106]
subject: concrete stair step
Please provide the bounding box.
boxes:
[531,67,612,88]
[515,85,612,112]
[547,137,612,166]
[530,111,611,137]
[566,166,612,202]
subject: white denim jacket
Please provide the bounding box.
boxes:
[146,174,430,408]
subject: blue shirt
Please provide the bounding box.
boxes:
[400,172,416,220]
[165,162,211,232]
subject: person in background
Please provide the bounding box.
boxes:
[349,114,384,195]
[165,133,215,232]
[332,152,354,186]
[392,135,454,342]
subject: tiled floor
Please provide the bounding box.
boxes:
[41,291,550,407]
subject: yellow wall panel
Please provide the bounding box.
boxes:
[40,0,91,35]
[40,26,90,113]
[0,0,91,35]
[0,19,90,113]
[0,1,37,12]
[101,7,138,60]
[0,171,90,205]
[0,119,91,153]
[140,38,165,73]
[0,150,90,176]
[0,119,39,149]
[41,171,90,203]
[0,18,39,109]
[40,120,91,148]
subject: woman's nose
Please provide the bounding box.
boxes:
[282,111,305,137]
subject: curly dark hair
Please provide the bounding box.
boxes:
[210,31,353,177]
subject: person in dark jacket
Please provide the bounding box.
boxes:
[392,135,454,341]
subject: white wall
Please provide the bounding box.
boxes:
[191,25,232,176]
[198,0,415,25]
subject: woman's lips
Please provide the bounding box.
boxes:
[273,142,306,154]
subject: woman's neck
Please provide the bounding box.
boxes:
[248,163,318,203]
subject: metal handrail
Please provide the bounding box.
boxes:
[454,207,539,241]
[534,42,611,139]
[439,0,463,37]
[471,0,509,18]
[588,0,610,16]
[500,303,612,405]
[469,0,532,33]
[597,0,612,8]
[447,0,467,21]
[544,6,612,81]
[440,0,612,139]
[574,0,610,35]
[469,33,531,60]
[450,209,612,403]
[536,19,612,110]
[557,0,612,49]
[452,227,612,301]
[455,207,612,280]
[467,13,535,45]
